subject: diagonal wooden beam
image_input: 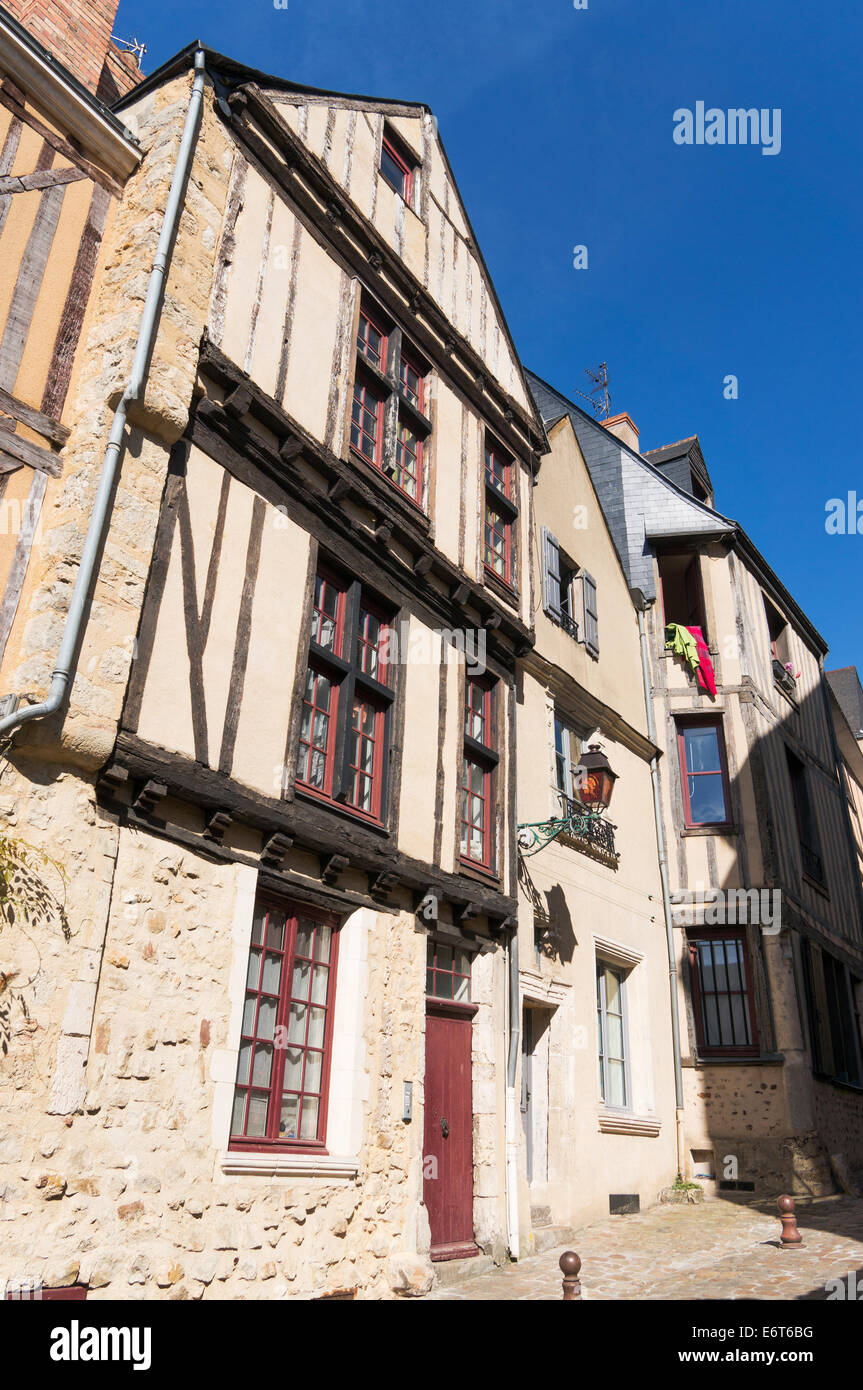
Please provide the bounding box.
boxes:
[0,83,122,196]
[0,429,63,476]
[0,165,88,196]
[0,385,69,445]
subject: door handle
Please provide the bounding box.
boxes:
[440,1116,450,1139]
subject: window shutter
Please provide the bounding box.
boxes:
[541,526,562,621]
[581,570,599,657]
[805,942,835,1077]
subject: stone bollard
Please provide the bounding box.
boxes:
[778,1194,805,1250]
[560,1250,582,1299]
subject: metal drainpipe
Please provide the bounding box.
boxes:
[0,47,208,742]
[636,602,687,1177]
[505,923,520,1260]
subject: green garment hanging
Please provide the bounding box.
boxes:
[665,622,700,673]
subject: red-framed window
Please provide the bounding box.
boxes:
[460,675,498,871]
[484,494,512,583]
[388,418,422,501]
[230,900,340,1151]
[399,349,425,412]
[349,298,430,510]
[426,940,472,1002]
[676,717,732,828]
[356,305,388,372]
[350,372,385,465]
[483,436,517,590]
[485,441,512,500]
[688,928,758,1057]
[295,567,395,824]
[380,131,414,202]
[297,666,339,797]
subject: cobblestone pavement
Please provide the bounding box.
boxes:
[420,1196,863,1300]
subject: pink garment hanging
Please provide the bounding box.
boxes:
[687,626,716,697]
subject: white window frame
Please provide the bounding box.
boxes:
[212,869,370,1177]
[553,714,583,813]
[596,958,631,1112]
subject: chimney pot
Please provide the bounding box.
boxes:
[601,412,640,454]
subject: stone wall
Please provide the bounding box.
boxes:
[810,1079,863,1184]
[0,753,442,1299]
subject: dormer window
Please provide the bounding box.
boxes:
[380,129,416,203]
[658,549,707,637]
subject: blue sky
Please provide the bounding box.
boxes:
[115,0,862,669]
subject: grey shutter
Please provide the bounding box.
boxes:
[582,570,599,656]
[541,526,562,621]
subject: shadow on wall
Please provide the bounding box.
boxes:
[667,668,863,1218]
[523,657,863,1219]
[517,856,577,965]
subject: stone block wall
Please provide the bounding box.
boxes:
[0,754,441,1299]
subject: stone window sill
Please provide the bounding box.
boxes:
[597,1111,661,1137]
[802,872,830,900]
[219,1151,359,1179]
[683,1053,785,1068]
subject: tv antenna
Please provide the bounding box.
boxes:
[573,363,611,420]
[112,35,148,64]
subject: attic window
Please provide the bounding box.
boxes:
[658,550,707,637]
[690,469,709,504]
[763,595,790,666]
[380,129,416,203]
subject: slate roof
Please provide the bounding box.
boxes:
[827,668,863,738]
[525,367,828,655]
[526,369,732,603]
[643,435,714,502]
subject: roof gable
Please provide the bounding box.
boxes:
[526,369,731,601]
[116,44,542,434]
[268,90,536,419]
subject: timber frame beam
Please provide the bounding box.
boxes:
[102,730,517,926]
[194,335,534,662]
[220,83,547,471]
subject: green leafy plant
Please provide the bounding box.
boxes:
[0,827,70,1056]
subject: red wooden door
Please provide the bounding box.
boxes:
[423,1005,477,1261]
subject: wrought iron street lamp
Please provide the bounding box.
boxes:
[570,743,618,814]
[517,744,619,858]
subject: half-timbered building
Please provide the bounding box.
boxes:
[528,371,863,1199]
[0,1,140,675]
[0,32,549,1299]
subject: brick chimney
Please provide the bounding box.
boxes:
[601,411,640,454]
[4,0,141,98]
